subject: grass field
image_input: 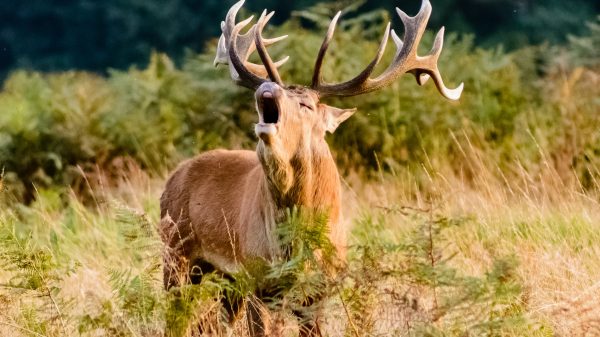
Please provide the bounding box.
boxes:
[1,141,599,336]
[1,11,599,337]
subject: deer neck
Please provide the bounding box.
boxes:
[257,136,340,212]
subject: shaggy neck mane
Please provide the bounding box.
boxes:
[257,137,340,215]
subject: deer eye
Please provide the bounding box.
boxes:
[299,102,313,111]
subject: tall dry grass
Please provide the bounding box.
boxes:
[2,114,600,336]
[1,9,599,337]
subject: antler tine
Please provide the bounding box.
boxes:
[313,22,391,97]
[255,10,287,85]
[311,0,463,101]
[215,0,289,89]
[312,12,391,97]
[229,16,267,89]
[392,28,431,86]
[312,11,342,88]
[380,1,463,100]
[420,27,464,100]
[214,0,247,67]
[390,29,403,50]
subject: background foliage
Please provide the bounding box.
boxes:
[0,2,599,336]
[1,9,599,202]
[0,0,598,78]
[0,187,541,336]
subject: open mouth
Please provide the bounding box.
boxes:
[255,91,280,140]
[260,94,279,124]
[255,84,282,140]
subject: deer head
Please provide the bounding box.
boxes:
[215,0,463,198]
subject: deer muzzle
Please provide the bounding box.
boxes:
[255,82,282,140]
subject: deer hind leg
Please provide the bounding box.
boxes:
[188,258,215,284]
[190,259,244,324]
[161,214,194,290]
[165,257,233,335]
[220,274,244,324]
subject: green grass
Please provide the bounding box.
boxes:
[2,162,599,336]
[1,15,599,202]
[1,8,599,337]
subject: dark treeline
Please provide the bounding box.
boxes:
[0,0,597,77]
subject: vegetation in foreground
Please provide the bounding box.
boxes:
[0,7,599,337]
[2,160,600,336]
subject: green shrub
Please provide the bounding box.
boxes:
[0,188,551,336]
[0,8,599,202]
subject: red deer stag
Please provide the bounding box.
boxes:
[160,0,462,335]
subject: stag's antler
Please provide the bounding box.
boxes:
[311,0,463,100]
[214,0,288,89]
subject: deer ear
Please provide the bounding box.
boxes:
[321,104,357,133]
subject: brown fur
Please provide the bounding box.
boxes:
[159,83,353,297]
[160,145,344,276]
[159,83,354,336]
[161,1,461,334]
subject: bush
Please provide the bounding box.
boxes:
[0,9,599,202]
[0,188,546,336]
